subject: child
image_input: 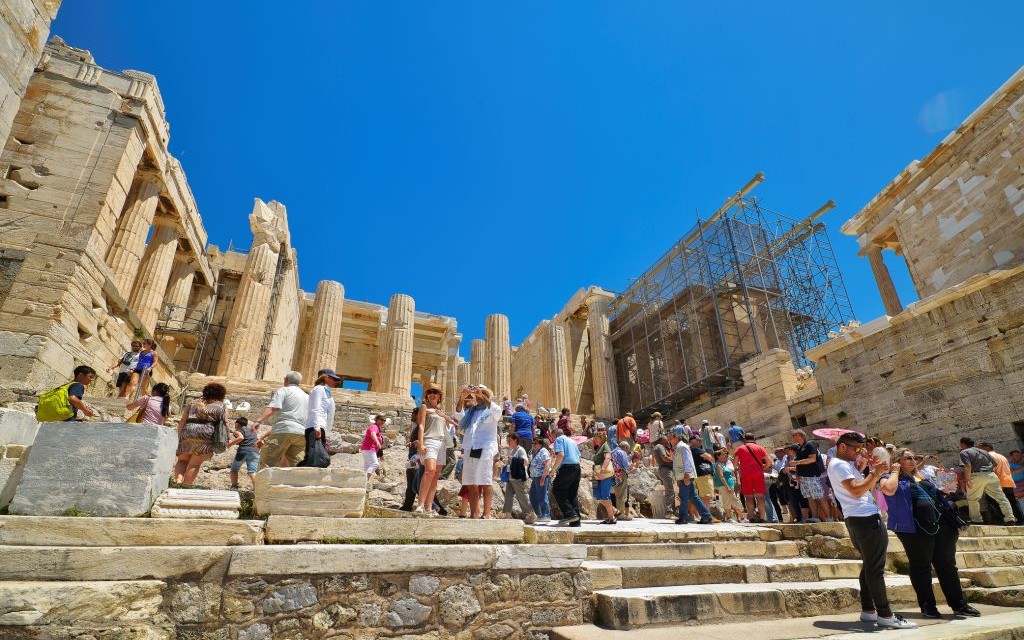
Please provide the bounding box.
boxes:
[229,417,260,490]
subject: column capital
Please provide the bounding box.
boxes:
[151,214,180,232]
[135,169,164,190]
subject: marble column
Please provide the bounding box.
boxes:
[107,171,163,297]
[470,339,485,386]
[549,323,571,411]
[484,314,511,400]
[371,294,415,395]
[163,255,197,326]
[127,217,179,335]
[586,294,620,419]
[866,245,904,316]
[456,362,471,397]
[445,350,462,414]
[216,235,280,378]
[300,280,346,381]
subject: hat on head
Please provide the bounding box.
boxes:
[319,369,342,381]
[701,419,710,426]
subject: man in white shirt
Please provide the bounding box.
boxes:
[455,384,502,518]
[828,431,916,630]
[255,371,310,469]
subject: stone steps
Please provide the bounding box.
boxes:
[587,540,800,561]
[527,521,781,544]
[592,576,967,630]
[0,516,264,546]
[959,567,1024,588]
[766,523,1024,540]
[584,558,862,590]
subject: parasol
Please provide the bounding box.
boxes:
[811,427,864,441]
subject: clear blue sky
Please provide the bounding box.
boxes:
[53,2,1024,355]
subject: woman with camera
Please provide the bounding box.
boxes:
[880,449,980,619]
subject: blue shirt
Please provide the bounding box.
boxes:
[728,425,745,443]
[611,447,630,472]
[511,410,535,440]
[607,423,617,444]
[553,435,581,465]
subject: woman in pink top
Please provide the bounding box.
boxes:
[126,382,171,426]
[361,414,386,477]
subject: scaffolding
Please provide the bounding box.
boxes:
[608,174,854,418]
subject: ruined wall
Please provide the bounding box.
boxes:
[0,1,62,152]
[808,265,1024,459]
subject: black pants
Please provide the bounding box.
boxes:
[400,466,418,511]
[1006,487,1024,524]
[788,484,808,522]
[845,514,892,618]
[768,484,785,520]
[553,464,581,521]
[896,519,965,611]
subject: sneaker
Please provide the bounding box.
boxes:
[804,517,822,523]
[556,518,574,526]
[568,519,581,527]
[413,505,425,514]
[876,614,918,629]
[859,611,878,622]
[953,604,981,617]
[921,607,942,619]
[697,518,713,525]
[674,518,690,525]
[536,517,551,523]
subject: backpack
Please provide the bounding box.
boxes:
[36,382,75,422]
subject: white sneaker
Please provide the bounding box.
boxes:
[413,505,425,514]
[877,614,918,629]
[860,611,878,622]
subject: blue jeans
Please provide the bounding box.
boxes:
[529,477,551,519]
[677,479,712,522]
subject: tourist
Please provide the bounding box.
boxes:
[579,415,590,437]
[790,429,830,523]
[770,447,788,521]
[959,437,1016,525]
[711,425,727,450]
[254,371,309,470]
[307,369,340,441]
[46,365,98,421]
[547,427,582,526]
[880,448,978,619]
[417,386,453,513]
[617,412,637,448]
[456,385,502,519]
[401,406,423,511]
[652,434,677,518]
[529,438,552,522]
[978,442,1024,524]
[688,435,717,520]
[606,419,617,446]
[228,417,259,491]
[107,340,141,398]
[511,403,535,450]
[362,415,386,478]
[670,429,713,524]
[727,420,745,445]
[520,393,531,411]
[501,395,514,416]
[734,433,770,523]
[126,381,171,426]
[557,408,573,436]
[699,419,715,452]
[502,433,536,523]
[611,440,632,520]
[647,412,664,454]
[782,444,809,522]
[1011,450,1024,516]
[440,420,458,479]
[133,338,158,397]
[173,382,228,486]
[714,448,745,522]
[592,429,617,524]
[829,431,917,629]
[536,413,551,443]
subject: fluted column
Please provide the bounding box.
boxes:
[866,245,903,316]
[470,339,485,386]
[127,217,179,335]
[300,280,346,381]
[163,255,197,325]
[549,323,571,411]
[107,172,163,297]
[371,294,415,395]
[586,294,620,419]
[456,362,471,394]
[216,241,279,378]
[484,314,511,400]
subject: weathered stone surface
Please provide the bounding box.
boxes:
[168,583,222,623]
[151,489,241,519]
[237,623,271,640]
[9,422,177,517]
[0,580,165,626]
[228,544,494,577]
[0,546,231,581]
[520,573,575,602]
[265,515,524,543]
[0,408,38,445]
[408,574,440,596]
[260,584,317,614]
[0,515,263,546]
[389,598,432,627]
[438,584,480,627]
[253,467,366,518]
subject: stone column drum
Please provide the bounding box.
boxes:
[216,240,279,379]
[106,171,162,297]
[485,314,511,400]
[456,362,471,396]
[549,323,571,411]
[586,295,620,419]
[300,280,346,381]
[162,255,197,325]
[444,339,462,413]
[371,294,415,396]
[867,245,904,316]
[469,339,485,387]
[127,217,179,334]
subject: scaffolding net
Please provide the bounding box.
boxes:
[607,174,854,419]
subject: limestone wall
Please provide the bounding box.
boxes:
[808,265,1024,459]
[0,1,61,152]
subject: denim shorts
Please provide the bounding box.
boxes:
[593,477,613,501]
[230,449,260,473]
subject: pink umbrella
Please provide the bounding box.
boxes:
[571,435,589,445]
[811,427,864,441]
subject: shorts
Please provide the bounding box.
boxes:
[593,477,613,501]
[462,451,495,486]
[362,449,380,474]
[423,438,445,463]
[694,474,713,496]
[800,475,826,500]
[116,371,132,387]
[230,449,259,474]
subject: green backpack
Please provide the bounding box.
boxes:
[36,381,75,422]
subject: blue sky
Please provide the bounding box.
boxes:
[53,2,1024,354]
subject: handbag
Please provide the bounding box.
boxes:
[210,409,229,453]
[297,427,331,468]
[594,456,614,480]
[910,480,941,535]
[126,399,146,424]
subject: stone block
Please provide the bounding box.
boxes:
[9,422,177,517]
[0,408,38,446]
[0,580,165,626]
[0,515,263,546]
[0,545,232,581]
[265,515,523,543]
[227,544,494,577]
[253,467,365,518]
[151,489,241,519]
